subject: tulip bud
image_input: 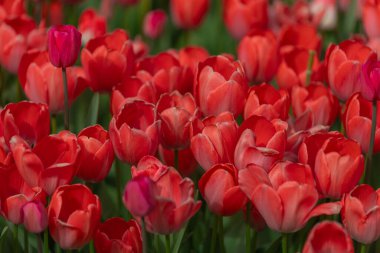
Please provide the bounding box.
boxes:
[48,25,82,68]
[21,201,48,233]
[123,175,156,217]
[361,55,380,101]
[143,10,167,39]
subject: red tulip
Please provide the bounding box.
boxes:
[343,93,380,153]
[302,221,354,253]
[94,218,142,253]
[123,175,156,217]
[244,83,290,121]
[136,52,193,95]
[76,125,115,182]
[170,0,209,29]
[78,8,107,45]
[131,156,201,234]
[109,99,160,164]
[191,112,238,170]
[42,0,63,26]
[48,25,81,68]
[177,46,209,73]
[273,0,311,28]
[157,91,200,149]
[234,115,287,171]
[299,132,364,199]
[195,55,248,117]
[48,184,101,249]
[19,50,88,114]
[342,184,380,244]
[363,0,380,39]
[278,24,322,54]
[158,145,198,176]
[81,29,135,92]
[0,16,46,73]
[223,0,268,40]
[276,47,320,90]
[110,76,157,115]
[11,131,79,195]
[199,163,247,216]
[326,40,375,101]
[21,200,48,233]
[237,30,279,83]
[0,161,47,231]
[239,161,341,233]
[143,9,167,39]
[0,101,50,148]
[360,55,380,101]
[291,83,339,130]
[0,0,25,21]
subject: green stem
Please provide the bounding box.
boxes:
[116,160,123,217]
[55,243,61,253]
[219,216,225,253]
[37,234,43,253]
[51,115,57,134]
[246,203,251,253]
[360,243,368,253]
[282,234,288,253]
[154,234,160,253]
[252,229,258,253]
[89,240,95,253]
[24,227,29,253]
[365,101,377,184]
[174,149,179,169]
[210,215,218,253]
[43,229,49,253]
[14,225,19,253]
[62,67,70,130]
[305,50,316,86]
[141,220,147,253]
[165,234,171,253]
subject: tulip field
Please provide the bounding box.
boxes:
[1,0,380,252]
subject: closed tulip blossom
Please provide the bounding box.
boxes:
[278,24,322,54]
[48,184,101,250]
[123,175,156,217]
[342,184,380,244]
[239,161,341,233]
[302,221,354,253]
[170,0,209,29]
[342,93,380,153]
[244,83,290,121]
[94,217,142,253]
[109,99,160,164]
[363,0,380,39]
[361,55,380,101]
[48,25,81,68]
[199,163,247,216]
[143,10,167,39]
[76,125,115,182]
[299,132,364,199]
[234,115,287,172]
[237,30,279,83]
[157,91,200,150]
[191,112,238,170]
[131,156,201,234]
[195,55,248,117]
[326,40,375,101]
[223,0,269,39]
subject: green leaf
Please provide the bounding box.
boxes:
[86,92,100,126]
[172,223,188,253]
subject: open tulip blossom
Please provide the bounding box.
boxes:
[2,0,380,253]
